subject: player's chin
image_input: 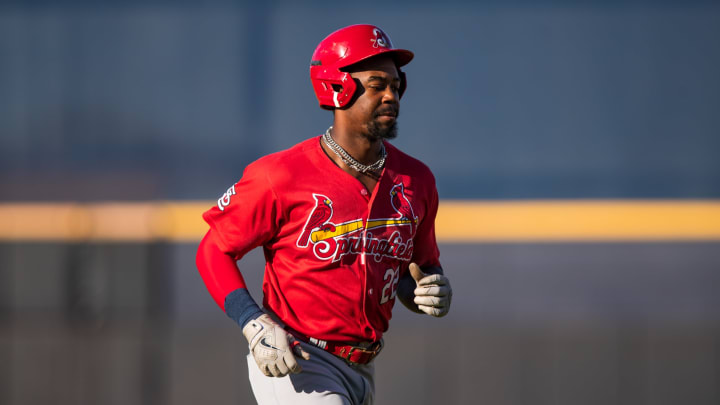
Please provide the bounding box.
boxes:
[368,120,398,140]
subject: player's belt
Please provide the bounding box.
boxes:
[285,327,383,365]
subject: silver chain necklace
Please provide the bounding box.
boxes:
[322,126,386,176]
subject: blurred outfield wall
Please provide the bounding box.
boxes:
[1,1,720,405]
[1,0,719,200]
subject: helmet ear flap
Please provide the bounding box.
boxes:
[398,70,407,99]
[333,72,357,108]
[311,70,358,109]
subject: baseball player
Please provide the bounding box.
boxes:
[196,24,452,405]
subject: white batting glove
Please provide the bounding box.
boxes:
[242,314,311,377]
[408,263,452,317]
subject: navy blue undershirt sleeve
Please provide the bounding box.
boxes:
[224,288,264,328]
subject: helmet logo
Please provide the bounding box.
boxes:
[371,28,389,48]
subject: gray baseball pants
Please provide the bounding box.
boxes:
[247,341,375,405]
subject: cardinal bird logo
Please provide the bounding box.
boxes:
[390,183,417,234]
[296,189,417,263]
[297,193,337,248]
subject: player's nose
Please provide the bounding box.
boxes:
[381,86,399,104]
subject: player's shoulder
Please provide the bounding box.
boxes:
[384,141,436,182]
[247,137,318,168]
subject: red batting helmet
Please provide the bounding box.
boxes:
[310,24,414,109]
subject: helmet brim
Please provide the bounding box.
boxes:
[340,48,414,72]
[386,49,414,67]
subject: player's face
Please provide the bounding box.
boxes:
[346,56,401,140]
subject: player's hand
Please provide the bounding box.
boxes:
[242,314,311,377]
[409,263,452,317]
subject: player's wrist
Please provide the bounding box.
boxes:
[224,288,264,329]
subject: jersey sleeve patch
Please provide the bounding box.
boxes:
[217,184,237,211]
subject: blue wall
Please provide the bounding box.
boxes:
[1,1,719,200]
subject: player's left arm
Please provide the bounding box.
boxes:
[396,177,451,317]
[397,263,452,317]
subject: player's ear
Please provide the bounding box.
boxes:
[398,70,407,98]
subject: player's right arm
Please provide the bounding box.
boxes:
[196,229,261,322]
[196,229,310,376]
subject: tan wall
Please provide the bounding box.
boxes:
[2,242,719,405]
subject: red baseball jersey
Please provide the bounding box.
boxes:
[203,136,440,343]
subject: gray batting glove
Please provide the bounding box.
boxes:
[409,263,452,317]
[242,314,311,377]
